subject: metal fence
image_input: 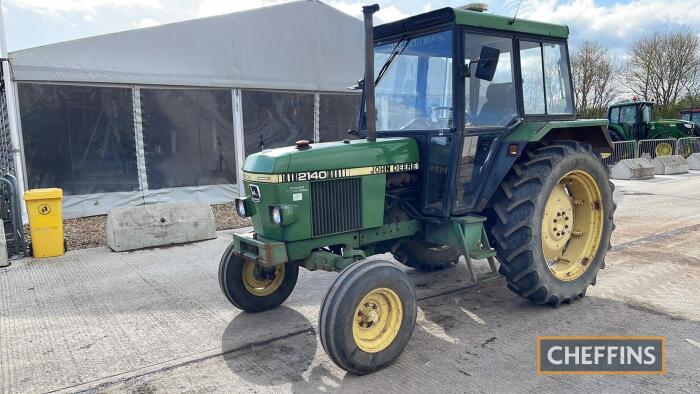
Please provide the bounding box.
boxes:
[637,138,677,160]
[602,140,638,167]
[676,137,700,158]
[602,137,700,167]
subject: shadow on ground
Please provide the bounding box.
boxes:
[214,272,699,393]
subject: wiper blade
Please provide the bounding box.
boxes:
[374,35,410,86]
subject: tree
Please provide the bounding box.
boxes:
[571,41,620,119]
[625,28,700,118]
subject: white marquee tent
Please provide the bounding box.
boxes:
[5,0,363,218]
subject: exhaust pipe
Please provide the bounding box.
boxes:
[362,4,379,142]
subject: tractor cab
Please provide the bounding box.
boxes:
[680,108,700,126]
[365,6,578,216]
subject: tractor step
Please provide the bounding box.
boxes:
[468,248,497,260]
[425,215,501,285]
[464,255,500,284]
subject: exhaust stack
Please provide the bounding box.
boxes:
[362,4,379,142]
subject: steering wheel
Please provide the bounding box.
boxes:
[430,106,453,120]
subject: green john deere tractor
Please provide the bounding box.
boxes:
[607,100,699,142]
[219,4,616,375]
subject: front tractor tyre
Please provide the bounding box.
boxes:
[219,243,298,313]
[320,260,417,375]
[393,240,459,272]
[487,141,615,307]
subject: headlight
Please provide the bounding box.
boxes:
[683,123,693,129]
[270,205,282,226]
[268,204,298,227]
[234,197,250,218]
[236,199,246,217]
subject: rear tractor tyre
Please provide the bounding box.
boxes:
[219,242,298,313]
[393,240,459,272]
[487,141,615,307]
[320,260,417,375]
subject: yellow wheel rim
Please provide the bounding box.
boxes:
[655,142,673,156]
[242,261,285,296]
[352,288,403,353]
[541,171,604,281]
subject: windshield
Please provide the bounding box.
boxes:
[374,30,453,131]
[682,112,700,125]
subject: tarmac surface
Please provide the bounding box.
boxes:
[1,172,700,393]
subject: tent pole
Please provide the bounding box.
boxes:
[0,0,27,222]
[232,89,246,197]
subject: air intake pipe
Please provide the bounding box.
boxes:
[362,4,379,142]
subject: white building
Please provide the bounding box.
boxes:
[5,0,363,217]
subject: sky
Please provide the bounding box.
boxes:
[1,0,699,53]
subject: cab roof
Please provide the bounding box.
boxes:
[610,100,655,107]
[375,7,569,41]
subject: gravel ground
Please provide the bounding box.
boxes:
[25,203,251,252]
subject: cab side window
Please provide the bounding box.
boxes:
[543,43,574,114]
[520,41,545,114]
[609,108,620,123]
[520,40,574,115]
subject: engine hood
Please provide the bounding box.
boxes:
[242,137,420,174]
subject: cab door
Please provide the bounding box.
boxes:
[453,31,517,213]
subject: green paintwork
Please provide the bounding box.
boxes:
[244,181,312,242]
[243,138,419,174]
[647,120,696,139]
[453,8,569,39]
[361,175,386,229]
[242,138,417,244]
[505,118,609,142]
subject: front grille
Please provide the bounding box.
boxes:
[311,178,362,237]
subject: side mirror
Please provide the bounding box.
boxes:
[474,46,500,81]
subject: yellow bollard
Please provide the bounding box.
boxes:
[24,188,64,258]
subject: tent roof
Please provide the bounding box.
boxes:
[9,1,364,92]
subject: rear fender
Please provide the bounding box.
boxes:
[539,125,613,152]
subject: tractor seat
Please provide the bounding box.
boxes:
[478,83,516,126]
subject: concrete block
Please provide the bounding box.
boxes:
[610,158,655,180]
[652,155,689,175]
[686,153,700,170]
[107,202,216,252]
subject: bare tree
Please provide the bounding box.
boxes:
[571,41,620,118]
[625,28,700,118]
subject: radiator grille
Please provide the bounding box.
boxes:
[311,178,362,237]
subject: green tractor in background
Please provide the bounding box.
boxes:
[607,100,698,142]
[219,4,616,375]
